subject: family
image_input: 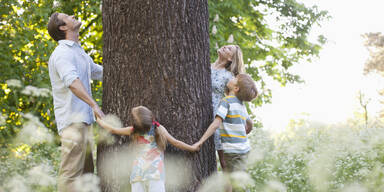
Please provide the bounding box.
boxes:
[47,12,258,192]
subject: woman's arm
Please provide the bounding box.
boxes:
[157,125,199,152]
[96,118,133,136]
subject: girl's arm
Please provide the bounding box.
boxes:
[157,125,199,152]
[96,118,133,136]
[196,116,222,146]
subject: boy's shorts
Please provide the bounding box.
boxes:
[223,152,248,172]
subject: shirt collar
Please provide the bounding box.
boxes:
[58,40,80,47]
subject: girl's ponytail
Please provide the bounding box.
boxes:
[153,121,167,151]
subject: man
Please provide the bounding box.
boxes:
[47,12,104,192]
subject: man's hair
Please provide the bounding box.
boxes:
[235,73,258,102]
[47,12,66,41]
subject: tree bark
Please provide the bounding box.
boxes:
[98,1,215,191]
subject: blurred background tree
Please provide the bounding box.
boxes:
[363,32,384,118]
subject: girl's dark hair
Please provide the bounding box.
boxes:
[131,106,167,150]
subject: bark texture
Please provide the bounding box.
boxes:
[98,1,215,191]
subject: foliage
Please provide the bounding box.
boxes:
[363,32,384,75]
[362,32,384,118]
[0,0,328,139]
[245,118,384,191]
[0,0,103,140]
[208,0,329,106]
[0,112,59,192]
[5,113,384,191]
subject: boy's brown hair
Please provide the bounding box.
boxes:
[47,12,66,42]
[235,73,258,102]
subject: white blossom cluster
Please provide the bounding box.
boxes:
[21,85,51,97]
[3,164,56,192]
[245,120,384,191]
[16,113,53,144]
[74,173,101,192]
[6,79,22,88]
[0,115,5,125]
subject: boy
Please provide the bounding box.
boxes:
[194,73,257,191]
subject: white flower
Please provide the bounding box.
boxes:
[6,79,22,88]
[27,164,56,186]
[198,172,227,192]
[214,14,219,22]
[53,0,59,7]
[230,171,254,190]
[0,115,5,125]
[16,113,53,144]
[341,183,367,192]
[4,175,29,192]
[74,173,101,192]
[227,34,234,43]
[265,180,287,192]
[212,25,217,35]
[21,85,51,97]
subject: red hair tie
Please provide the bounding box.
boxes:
[152,121,160,127]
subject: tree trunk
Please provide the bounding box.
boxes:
[97,1,215,191]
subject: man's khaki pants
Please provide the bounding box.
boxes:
[58,123,94,192]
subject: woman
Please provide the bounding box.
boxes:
[211,44,245,170]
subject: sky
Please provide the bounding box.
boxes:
[256,0,384,133]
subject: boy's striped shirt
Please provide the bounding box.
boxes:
[215,95,251,154]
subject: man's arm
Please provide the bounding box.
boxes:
[69,78,105,118]
[90,62,103,81]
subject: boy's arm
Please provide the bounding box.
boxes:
[197,116,222,145]
[157,125,199,152]
[246,119,253,134]
[96,118,133,136]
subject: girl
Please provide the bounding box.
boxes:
[211,44,245,170]
[96,106,199,192]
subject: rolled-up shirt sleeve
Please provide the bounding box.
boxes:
[91,61,103,81]
[215,99,229,120]
[54,54,79,88]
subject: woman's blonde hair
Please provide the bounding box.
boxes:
[131,106,167,151]
[226,45,245,76]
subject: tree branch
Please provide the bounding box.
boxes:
[79,14,101,37]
